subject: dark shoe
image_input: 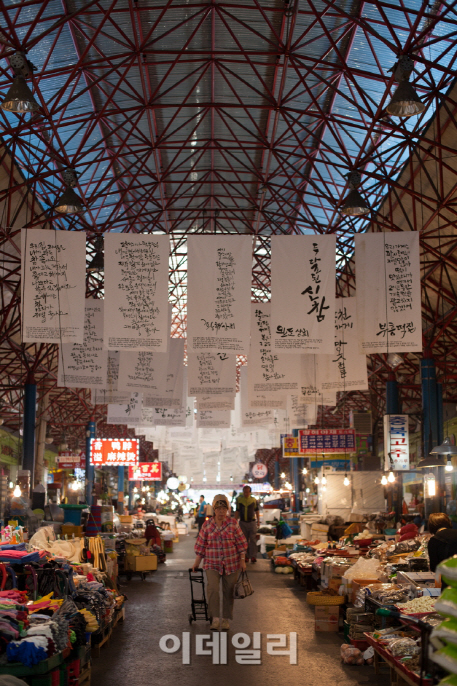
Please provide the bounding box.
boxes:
[251,557,257,563]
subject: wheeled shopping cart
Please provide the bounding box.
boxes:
[188,568,211,624]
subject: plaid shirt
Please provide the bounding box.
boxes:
[195,516,247,575]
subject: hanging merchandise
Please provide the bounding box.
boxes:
[355,232,422,353]
[187,235,253,354]
[270,234,336,354]
[57,299,108,389]
[104,233,170,352]
[21,228,86,344]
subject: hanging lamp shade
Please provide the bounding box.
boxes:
[87,236,104,272]
[416,454,446,469]
[416,438,457,468]
[341,172,370,216]
[1,76,40,113]
[430,436,457,456]
[386,56,426,118]
[55,186,85,214]
[387,352,403,369]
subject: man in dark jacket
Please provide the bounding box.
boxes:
[235,486,260,563]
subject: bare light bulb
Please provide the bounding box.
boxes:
[133,487,138,493]
[302,468,308,475]
[322,486,327,492]
[314,476,319,485]
[13,484,21,497]
[446,458,454,472]
[427,477,436,497]
[388,471,395,483]
[321,475,327,485]
[381,475,388,486]
[343,474,350,486]
[280,472,286,479]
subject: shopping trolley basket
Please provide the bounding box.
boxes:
[188,568,211,624]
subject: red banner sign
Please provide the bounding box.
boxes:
[57,451,86,469]
[90,438,139,466]
[128,462,162,481]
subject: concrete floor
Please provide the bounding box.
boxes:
[92,534,390,686]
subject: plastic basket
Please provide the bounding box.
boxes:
[306,592,345,606]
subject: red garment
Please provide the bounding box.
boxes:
[145,525,161,547]
[195,516,247,575]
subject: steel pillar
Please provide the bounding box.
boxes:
[22,373,37,495]
[274,453,279,490]
[421,357,444,515]
[117,466,125,513]
[386,372,400,415]
[85,418,96,506]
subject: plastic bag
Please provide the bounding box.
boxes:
[340,644,364,665]
[389,638,419,657]
[343,557,381,580]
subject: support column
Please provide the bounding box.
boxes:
[85,417,96,506]
[35,393,49,487]
[117,466,125,514]
[292,429,300,512]
[385,372,402,523]
[128,480,135,512]
[274,452,279,491]
[421,356,440,457]
[22,373,37,496]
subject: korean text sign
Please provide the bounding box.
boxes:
[128,462,162,481]
[383,414,409,471]
[298,429,355,454]
[90,438,139,466]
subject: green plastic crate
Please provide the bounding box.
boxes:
[0,653,63,677]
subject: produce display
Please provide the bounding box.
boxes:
[396,596,436,613]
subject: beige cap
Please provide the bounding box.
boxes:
[212,493,230,510]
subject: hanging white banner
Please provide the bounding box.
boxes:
[271,235,336,354]
[319,297,368,392]
[187,236,252,353]
[58,299,108,389]
[196,395,235,411]
[249,303,300,397]
[300,356,337,406]
[152,406,187,427]
[92,351,130,404]
[287,395,317,427]
[107,392,143,426]
[118,349,168,394]
[355,232,422,353]
[143,338,185,408]
[197,409,231,429]
[239,367,274,427]
[21,229,85,344]
[188,351,236,396]
[104,233,169,351]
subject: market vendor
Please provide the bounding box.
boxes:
[145,519,162,547]
[428,512,457,579]
[192,494,247,632]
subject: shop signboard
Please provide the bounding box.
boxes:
[89,438,139,466]
[251,462,268,479]
[298,429,356,454]
[383,414,409,471]
[128,462,162,481]
[57,451,86,469]
[281,434,299,458]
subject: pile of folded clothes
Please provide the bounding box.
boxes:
[6,614,71,667]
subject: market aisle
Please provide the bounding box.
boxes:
[92,535,389,686]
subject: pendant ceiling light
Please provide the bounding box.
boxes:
[87,235,104,273]
[417,437,457,468]
[1,52,39,113]
[381,474,388,485]
[386,56,426,118]
[387,352,403,370]
[341,172,370,216]
[55,168,85,214]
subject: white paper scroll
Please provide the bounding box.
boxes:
[196,395,235,411]
[58,299,107,388]
[152,407,187,427]
[300,356,337,406]
[271,235,336,353]
[187,235,252,353]
[239,367,274,427]
[197,409,231,429]
[143,339,185,408]
[188,352,236,396]
[249,303,300,398]
[118,349,168,394]
[107,392,143,425]
[287,395,317,427]
[92,351,130,404]
[104,233,169,351]
[21,229,85,344]
[319,298,368,392]
[355,232,422,352]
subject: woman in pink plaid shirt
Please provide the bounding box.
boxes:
[193,493,247,632]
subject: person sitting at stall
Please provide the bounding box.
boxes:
[145,519,162,548]
[428,512,457,580]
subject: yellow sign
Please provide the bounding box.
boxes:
[282,435,299,458]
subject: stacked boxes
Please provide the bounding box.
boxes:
[315,606,340,632]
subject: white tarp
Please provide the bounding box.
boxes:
[143,338,185,408]
[188,351,236,396]
[187,235,252,353]
[104,233,169,351]
[319,297,368,392]
[58,299,107,388]
[107,392,143,426]
[271,235,336,353]
[355,232,422,353]
[117,349,168,394]
[21,229,85,344]
[248,303,300,397]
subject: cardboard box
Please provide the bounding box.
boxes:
[119,515,133,523]
[125,554,157,572]
[315,606,339,632]
[61,524,83,538]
